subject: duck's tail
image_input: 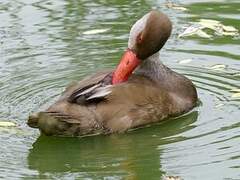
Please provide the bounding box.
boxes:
[28,112,82,136]
[27,111,105,136]
[28,112,40,128]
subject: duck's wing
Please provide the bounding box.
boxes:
[67,71,113,104]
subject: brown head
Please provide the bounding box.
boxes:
[112,10,172,84]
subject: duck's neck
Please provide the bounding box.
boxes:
[135,52,170,82]
[134,52,197,110]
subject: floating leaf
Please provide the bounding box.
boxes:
[230,89,240,93]
[196,30,212,38]
[178,59,192,64]
[198,19,221,30]
[222,25,238,32]
[215,103,224,108]
[0,127,31,136]
[199,19,239,36]
[231,93,240,98]
[82,29,109,35]
[165,2,187,11]
[178,25,203,38]
[209,64,226,71]
[179,19,239,39]
[199,19,220,25]
[218,31,239,36]
[0,121,16,127]
[171,6,187,11]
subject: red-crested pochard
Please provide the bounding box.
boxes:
[28,10,198,136]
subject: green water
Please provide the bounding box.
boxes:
[0,0,239,179]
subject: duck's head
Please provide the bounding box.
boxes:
[112,10,172,84]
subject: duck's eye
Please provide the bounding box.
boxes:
[136,32,143,44]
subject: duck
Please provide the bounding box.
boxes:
[28,10,198,136]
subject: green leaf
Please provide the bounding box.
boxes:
[0,121,16,127]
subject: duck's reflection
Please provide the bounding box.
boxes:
[27,111,198,179]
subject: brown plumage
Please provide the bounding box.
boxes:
[28,10,198,136]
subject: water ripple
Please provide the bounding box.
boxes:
[0,0,239,179]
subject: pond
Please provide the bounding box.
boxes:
[0,0,239,179]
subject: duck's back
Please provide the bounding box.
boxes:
[32,70,196,136]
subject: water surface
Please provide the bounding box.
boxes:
[0,0,239,179]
